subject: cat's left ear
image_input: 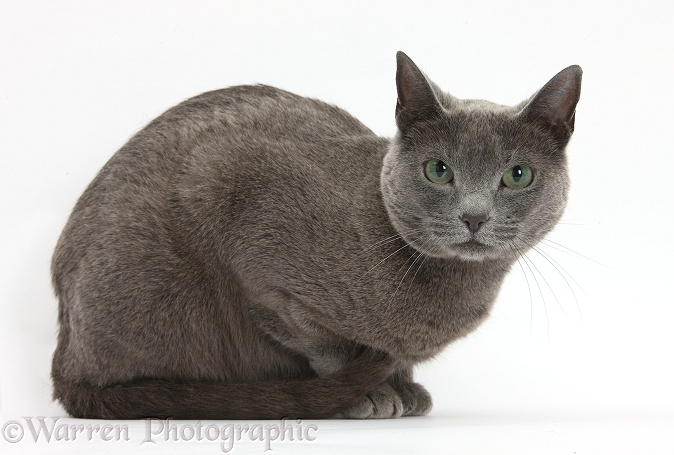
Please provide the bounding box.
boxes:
[520,65,583,144]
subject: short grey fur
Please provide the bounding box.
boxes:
[51,52,582,419]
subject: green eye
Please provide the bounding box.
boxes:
[424,160,454,184]
[502,165,533,189]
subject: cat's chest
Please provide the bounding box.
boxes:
[343,257,508,360]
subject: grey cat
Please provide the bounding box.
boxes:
[51,52,582,419]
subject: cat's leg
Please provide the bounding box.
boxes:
[292,343,431,418]
[252,304,431,418]
[291,332,431,418]
[250,303,359,375]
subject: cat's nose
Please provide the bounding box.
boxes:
[461,213,488,234]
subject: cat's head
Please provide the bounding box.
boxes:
[381,52,582,261]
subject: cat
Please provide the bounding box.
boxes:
[51,51,582,419]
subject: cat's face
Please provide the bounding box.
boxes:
[381,53,582,262]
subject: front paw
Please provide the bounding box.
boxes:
[396,381,432,416]
[339,383,404,419]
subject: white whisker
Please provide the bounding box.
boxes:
[512,241,550,344]
[532,245,583,320]
[507,242,534,332]
[541,238,607,267]
[354,236,421,284]
[388,246,426,305]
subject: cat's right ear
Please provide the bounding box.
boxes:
[395,51,443,131]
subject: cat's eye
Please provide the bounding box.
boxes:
[502,165,533,189]
[424,160,454,184]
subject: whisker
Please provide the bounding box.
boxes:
[403,239,431,302]
[354,236,420,284]
[515,234,586,295]
[507,242,534,332]
[534,243,586,294]
[512,241,550,344]
[388,245,426,305]
[513,234,585,323]
[357,228,424,257]
[342,228,424,277]
[558,218,594,226]
[511,237,566,316]
[353,229,422,268]
[531,246,583,320]
[525,249,566,316]
[540,238,607,267]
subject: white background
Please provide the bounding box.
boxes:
[1,1,673,454]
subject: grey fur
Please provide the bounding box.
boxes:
[51,52,582,419]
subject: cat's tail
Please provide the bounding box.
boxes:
[52,347,396,420]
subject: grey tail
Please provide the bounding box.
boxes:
[52,347,395,419]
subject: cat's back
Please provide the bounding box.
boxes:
[193,84,374,136]
[155,84,375,155]
[71,84,376,203]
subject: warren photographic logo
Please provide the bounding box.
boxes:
[2,417,318,452]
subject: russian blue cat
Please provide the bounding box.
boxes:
[51,52,582,419]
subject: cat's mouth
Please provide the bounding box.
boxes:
[461,239,486,246]
[444,238,499,261]
[456,239,491,250]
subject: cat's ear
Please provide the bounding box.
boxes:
[521,65,583,143]
[395,51,443,130]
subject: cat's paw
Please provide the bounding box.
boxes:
[395,381,432,416]
[339,383,404,419]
